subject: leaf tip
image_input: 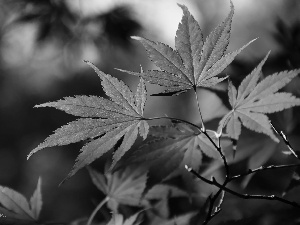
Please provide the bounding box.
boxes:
[229,0,234,12]
[177,3,187,11]
[84,60,95,67]
[248,37,258,45]
[27,151,34,160]
[115,68,124,73]
[37,176,42,186]
[59,176,69,187]
[27,144,45,160]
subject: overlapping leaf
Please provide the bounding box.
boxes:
[28,62,149,180]
[120,123,220,188]
[218,52,300,142]
[148,212,197,225]
[0,178,42,224]
[107,213,141,225]
[119,2,255,95]
[88,166,186,212]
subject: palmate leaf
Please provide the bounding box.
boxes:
[118,1,255,96]
[0,178,42,224]
[218,52,300,142]
[120,123,220,188]
[28,62,149,180]
[88,166,186,212]
[88,166,146,211]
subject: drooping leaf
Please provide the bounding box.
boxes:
[0,188,33,221]
[120,123,220,188]
[88,166,186,212]
[218,52,300,142]
[119,2,255,95]
[28,62,149,180]
[0,178,43,224]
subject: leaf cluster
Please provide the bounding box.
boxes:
[2,1,300,225]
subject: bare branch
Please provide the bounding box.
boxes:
[185,165,300,209]
[229,163,300,181]
[270,121,299,159]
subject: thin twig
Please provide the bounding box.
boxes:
[202,131,229,178]
[215,190,225,213]
[229,163,300,181]
[148,115,231,223]
[147,116,230,177]
[270,121,299,159]
[202,196,215,225]
[202,132,228,224]
[202,189,224,225]
[185,165,300,209]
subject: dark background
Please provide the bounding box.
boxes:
[0,0,299,223]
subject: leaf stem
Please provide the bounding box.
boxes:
[146,116,202,132]
[193,86,205,132]
[87,197,109,225]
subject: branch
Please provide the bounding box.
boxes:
[185,165,300,209]
[146,116,202,132]
[202,190,224,225]
[229,163,300,181]
[202,132,229,177]
[270,121,299,159]
[148,116,230,177]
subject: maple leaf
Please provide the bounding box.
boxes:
[218,52,300,142]
[118,2,255,96]
[28,62,149,180]
[88,166,186,212]
[88,166,146,211]
[120,123,220,188]
[0,178,42,224]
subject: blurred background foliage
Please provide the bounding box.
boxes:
[0,0,300,223]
